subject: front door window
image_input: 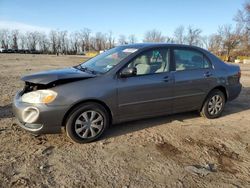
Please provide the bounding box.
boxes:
[127,48,169,75]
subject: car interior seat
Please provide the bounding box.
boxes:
[156,53,168,73]
[135,55,151,75]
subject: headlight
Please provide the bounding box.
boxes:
[21,90,57,104]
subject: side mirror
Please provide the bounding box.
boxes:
[120,67,137,78]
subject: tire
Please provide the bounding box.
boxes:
[200,89,225,119]
[65,102,109,143]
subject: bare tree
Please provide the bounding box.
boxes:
[19,33,28,49]
[95,32,102,51]
[234,2,250,56]
[143,29,166,42]
[27,31,40,50]
[185,26,202,46]
[206,34,223,55]
[128,34,137,44]
[238,29,250,56]
[11,30,19,50]
[58,31,68,54]
[235,1,250,30]
[118,35,127,45]
[107,31,115,49]
[77,31,84,53]
[0,29,11,49]
[92,32,107,51]
[166,37,175,43]
[174,25,185,44]
[38,32,49,53]
[78,28,91,53]
[82,28,92,51]
[218,25,241,60]
[49,30,59,54]
[69,32,79,54]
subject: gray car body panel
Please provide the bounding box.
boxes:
[21,67,96,85]
[13,43,242,134]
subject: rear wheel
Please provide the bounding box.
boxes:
[65,103,109,143]
[200,89,225,119]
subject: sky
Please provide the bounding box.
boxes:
[0,0,246,41]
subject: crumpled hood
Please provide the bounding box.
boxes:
[21,67,96,85]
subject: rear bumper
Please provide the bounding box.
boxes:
[12,92,68,134]
[227,83,242,101]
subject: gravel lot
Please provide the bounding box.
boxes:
[0,54,250,188]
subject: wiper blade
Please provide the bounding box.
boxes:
[75,65,100,75]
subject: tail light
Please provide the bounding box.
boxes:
[237,70,241,82]
[237,71,241,79]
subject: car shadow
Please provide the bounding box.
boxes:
[102,86,250,140]
[0,103,14,119]
[102,112,198,140]
[222,86,250,117]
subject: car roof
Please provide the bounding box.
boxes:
[119,43,204,51]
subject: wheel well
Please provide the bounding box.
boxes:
[212,86,228,102]
[200,86,228,111]
[62,99,113,127]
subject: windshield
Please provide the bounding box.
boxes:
[78,47,138,74]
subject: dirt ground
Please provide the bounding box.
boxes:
[0,54,250,188]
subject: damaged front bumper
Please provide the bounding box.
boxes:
[12,91,68,134]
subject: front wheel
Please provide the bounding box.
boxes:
[200,90,225,119]
[65,103,109,143]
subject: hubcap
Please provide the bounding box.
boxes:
[208,95,223,115]
[74,110,104,139]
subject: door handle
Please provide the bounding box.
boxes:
[204,71,212,78]
[162,76,172,82]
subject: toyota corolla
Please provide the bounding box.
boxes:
[13,43,242,143]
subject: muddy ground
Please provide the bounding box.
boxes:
[0,54,250,188]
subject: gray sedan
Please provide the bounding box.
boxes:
[13,43,242,143]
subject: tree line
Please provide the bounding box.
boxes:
[0,2,249,59]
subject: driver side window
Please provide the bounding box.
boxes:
[127,48,169,75]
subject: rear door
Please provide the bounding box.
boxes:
[117,48,174,121]
[172,47,215,113]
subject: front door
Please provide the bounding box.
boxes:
[117,48,174,121]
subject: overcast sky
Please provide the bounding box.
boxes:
[0,0,246,41]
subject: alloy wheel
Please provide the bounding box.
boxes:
[74,110,104,139]
[208,95,223,115]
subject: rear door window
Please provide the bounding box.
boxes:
[174,49,210,71]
